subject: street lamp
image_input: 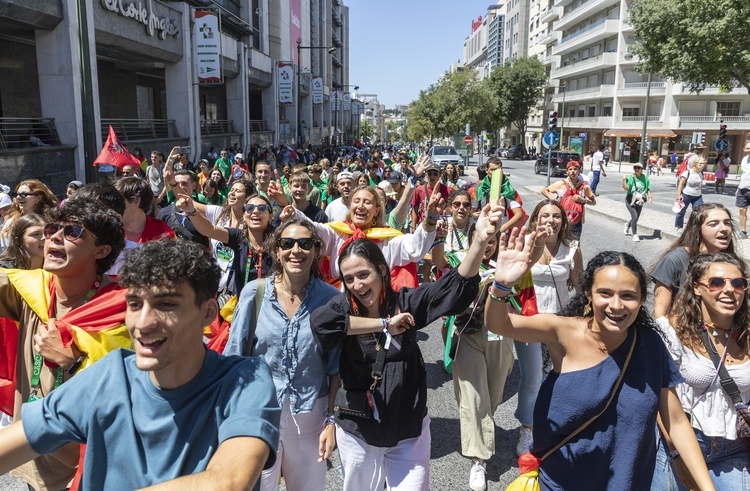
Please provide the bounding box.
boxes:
[559,83,567,150]
[296,39,336,146]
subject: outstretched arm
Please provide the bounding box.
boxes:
[0,422,39,475]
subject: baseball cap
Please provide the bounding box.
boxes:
[377,180,396,196]
[68,180,84,189]
[235,153,244,160]
[0,193,11,210]
[632,162,643,169]
[337,171,354,183]
[383,152,391,159]
[388,171,404,184]
[425,162,442,173]
[566,160,581,169]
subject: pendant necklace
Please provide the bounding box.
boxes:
[703,321,733,339]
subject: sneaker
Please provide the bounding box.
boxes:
[516,426,533,456]
[633,234,640,242]
[741,231,749,239]
[624,223,631,236]
[469,459,487,491]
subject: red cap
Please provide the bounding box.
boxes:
[566,160,581,169]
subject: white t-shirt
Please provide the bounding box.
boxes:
[591,151,604,171]
[680,169,703,196]
[205,204,235,292]
[325,198,349,222]
[739,156,750,190]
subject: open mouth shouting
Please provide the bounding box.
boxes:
[136,335,167,356]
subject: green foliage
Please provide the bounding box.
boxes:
[487,57,548,137]
[360,120,375,139]
[628,0,750,92]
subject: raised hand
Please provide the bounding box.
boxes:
[426,180,445,217]
[412,155,430,177]
[494,226,535,286]
[278,205,296,222]
[475,201,506,240]
[174,193,195,214]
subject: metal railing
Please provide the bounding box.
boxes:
[249,120,266,132]
[621,116,662,122]
[680,116,750,123]
[622,82,666,89]
[560,17,614,43]
[101,119,178,141]
[201,119,235,135]
[0,117,61,150]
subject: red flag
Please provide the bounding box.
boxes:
[93,126,141,170]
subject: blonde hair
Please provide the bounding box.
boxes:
[346,185,385,228]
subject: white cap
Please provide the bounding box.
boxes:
[0,193,11,210]
[235,153,244,160]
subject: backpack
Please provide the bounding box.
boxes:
[675,153,695,185]
[560,180,584,225]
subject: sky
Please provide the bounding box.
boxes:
[346,0,498,108]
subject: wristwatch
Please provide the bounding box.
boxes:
[66,354,87,375]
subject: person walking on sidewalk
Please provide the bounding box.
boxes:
[623,163,653,242]
[675,154,706,232]
[735,141,750,238]
[590,144,607,195]
[542,160,596,239]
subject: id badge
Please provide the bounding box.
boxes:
[487,331,503,342]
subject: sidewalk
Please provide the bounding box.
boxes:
[522,184,750,260]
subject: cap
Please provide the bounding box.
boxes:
[199,158,209,165]
[235,153,244,160]
[0,193,11,209]
[388,171,403,184]
[566,160,581,169]
[336,171,354,183]
[425,162,442,173]
[68,180,84,189]
[377,180,396,196]
[383,152,391,159]
[632,163,643,169]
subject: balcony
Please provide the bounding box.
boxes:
[674,84,749,95]
[679,116,750,130]
[554,0,620,32]
[0,117,61,150]
[617,81,667,96]
[550,84,616,103]
[540,7,559,24]
[332,11,342,26]
[537,31,557,46]
[561,116,598,128]
[553,19,620,56]
[554,0,577,9]
[200,120,236,135]
[553,52,617,78]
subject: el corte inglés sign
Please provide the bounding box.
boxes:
[101,0,180,40]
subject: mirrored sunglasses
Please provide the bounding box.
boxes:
[244,203,269,213]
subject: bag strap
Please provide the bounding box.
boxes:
[243,278,266,356]
[540,327,638,461]
[699,328,744,406]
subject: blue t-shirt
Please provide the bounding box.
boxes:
[22,349,280,491]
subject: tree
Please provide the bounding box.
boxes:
[487,57,548,140]
[360,120,375,139]
[628,0,750,93]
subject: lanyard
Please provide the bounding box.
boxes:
[449,220,468,252]
[244,246,264,285]
[29,277,101,402]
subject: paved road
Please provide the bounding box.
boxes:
[1,156,671,491]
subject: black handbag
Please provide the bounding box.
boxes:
[334,331,389,420]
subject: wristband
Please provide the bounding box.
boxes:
[427,214,440,221]
[66,354,87,375]
[324,415,336,427]
[381,317,389,332]
[184,209,197,217]
[423,219,437,227]
[493,280,512,291]
[488,290,513,303]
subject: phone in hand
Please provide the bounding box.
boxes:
[177,146,191,155]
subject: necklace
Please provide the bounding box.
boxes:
[542,241,560,264]
[703,321,733,339]
[586,322,608,353]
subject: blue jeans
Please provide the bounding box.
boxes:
[651,428,750,490]
[591,170,601,193]
[674,193,704,229]
[513,341,543,426]
[569,221,582,239]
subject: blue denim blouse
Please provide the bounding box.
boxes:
[225,274,341,414]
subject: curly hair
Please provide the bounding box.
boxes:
[119,238,220,305]
[266,219,323,279]
[527,199,577,247]
[0,213,45,269]
[47,198,125,274]
[448,188,470,207]
[71,183,126,216]
[338,238,395,318]
[671,253,749,353]
[346,185,385,228]
[559,251,657,332]
[214,179,254,224]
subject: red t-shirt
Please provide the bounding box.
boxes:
[411,182,450,222]
[140,215,176,243]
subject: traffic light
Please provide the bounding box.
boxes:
[720,123,727,140]
[698,132,706,146]
[548,111,558,132]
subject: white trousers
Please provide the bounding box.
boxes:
[336,414,431,491]
[260,396,328,491]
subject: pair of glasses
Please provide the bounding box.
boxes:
[700,277,749,292]
[427,170,440,176]
[43,223,88,241]
[452,202,471,209]
[244,203,269,213]
[277,237,317,250]
[13,192,38,199]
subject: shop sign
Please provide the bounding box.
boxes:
[312,76,324,105]
[278,63,294,105]
[343,93,351,111]
[100,0,179,40]
[194,9,222,84]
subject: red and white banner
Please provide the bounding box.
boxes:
[93,126,141,169]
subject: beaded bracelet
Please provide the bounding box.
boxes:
[488,289,514,303]
[423,219,437,227]
[427,214,440,222]
[324,416,336,428]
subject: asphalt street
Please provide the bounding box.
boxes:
[1,155,672,491]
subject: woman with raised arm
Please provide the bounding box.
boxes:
[485,228,715,491]
[310,203,504,491]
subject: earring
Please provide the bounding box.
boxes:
[583,300,592,316]
[350,297,359,316]
[379,286,386,305]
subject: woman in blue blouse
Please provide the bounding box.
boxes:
[224,219,340,491]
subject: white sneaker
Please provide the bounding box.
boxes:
[469,459,487,491]
[633,234,640,242]
[516,426,533,456]
[624,223,631,235]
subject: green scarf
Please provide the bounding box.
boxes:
[475,174,517,203]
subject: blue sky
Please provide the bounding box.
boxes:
[347,0,497,108]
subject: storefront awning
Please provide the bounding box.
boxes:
[604,129,677,138]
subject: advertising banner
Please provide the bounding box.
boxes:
[343,93,351,111]
[291,0,301,65]
[312,76,324,105]
[194,9,222,83]
[278,63,294,105]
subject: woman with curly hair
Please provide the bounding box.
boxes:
[0,214,45,270]
[486,234,715,491]
[441,163,467,191]
[1,180,58,250]
[652,253,750,490]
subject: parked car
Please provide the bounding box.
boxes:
[507,144,526,159]
[430,145,464,175]
[534,151,582,177]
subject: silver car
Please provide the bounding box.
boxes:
[430,146,464,175]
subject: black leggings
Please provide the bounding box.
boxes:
[625,195,643,235]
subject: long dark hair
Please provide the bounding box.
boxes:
[267,219,323,279]
[671,253,749,353]
[560,251,656,330]
[338,238,394,317]
[216,179,254,224]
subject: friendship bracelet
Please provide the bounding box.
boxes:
[424,219,437,227]
[427,214,440,221]
[488,289,514,303]
[493,280,512,291]
[324,416,336,427]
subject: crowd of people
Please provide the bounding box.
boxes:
[0,140,747,491]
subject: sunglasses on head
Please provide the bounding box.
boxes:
[700,277,749,292]
[13,192,38,199]
[277,237,317,250]
[244,203,269,213]
[43,223,88,241]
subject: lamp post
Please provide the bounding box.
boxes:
[639,71,652,163]
[296,39,336,146]
[559,83,567,150]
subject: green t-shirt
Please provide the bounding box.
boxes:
[165,190,208,205]
[214,158,232,180]
[626,174,650,195]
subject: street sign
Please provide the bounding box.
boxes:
[543,130,559,148]
[464,135,474,146]
[579,132,587,140]
[715,139,729,152]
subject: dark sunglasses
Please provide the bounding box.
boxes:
[13,192,39,199]
[43,223,88,241]
[277,237,317,250]
[427,170,440,176]
[452,201,471,209]
[244,203,269,213]
[700,277,749,292]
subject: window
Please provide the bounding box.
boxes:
[716,101,741,117]
[588,106,596,117]
[578,109,585,117]
[603,105,613,117]
[569,109,576,118]
[622,107,640,117]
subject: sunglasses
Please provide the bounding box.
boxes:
[277,237,317,250]
[43,223,88,241]
[452,201,471,209]
[700,277,749,292]
[427,170,440,176]
[244,203,269,213]
[13,192,39,199]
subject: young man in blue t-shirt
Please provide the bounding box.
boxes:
[0,239,280,491]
